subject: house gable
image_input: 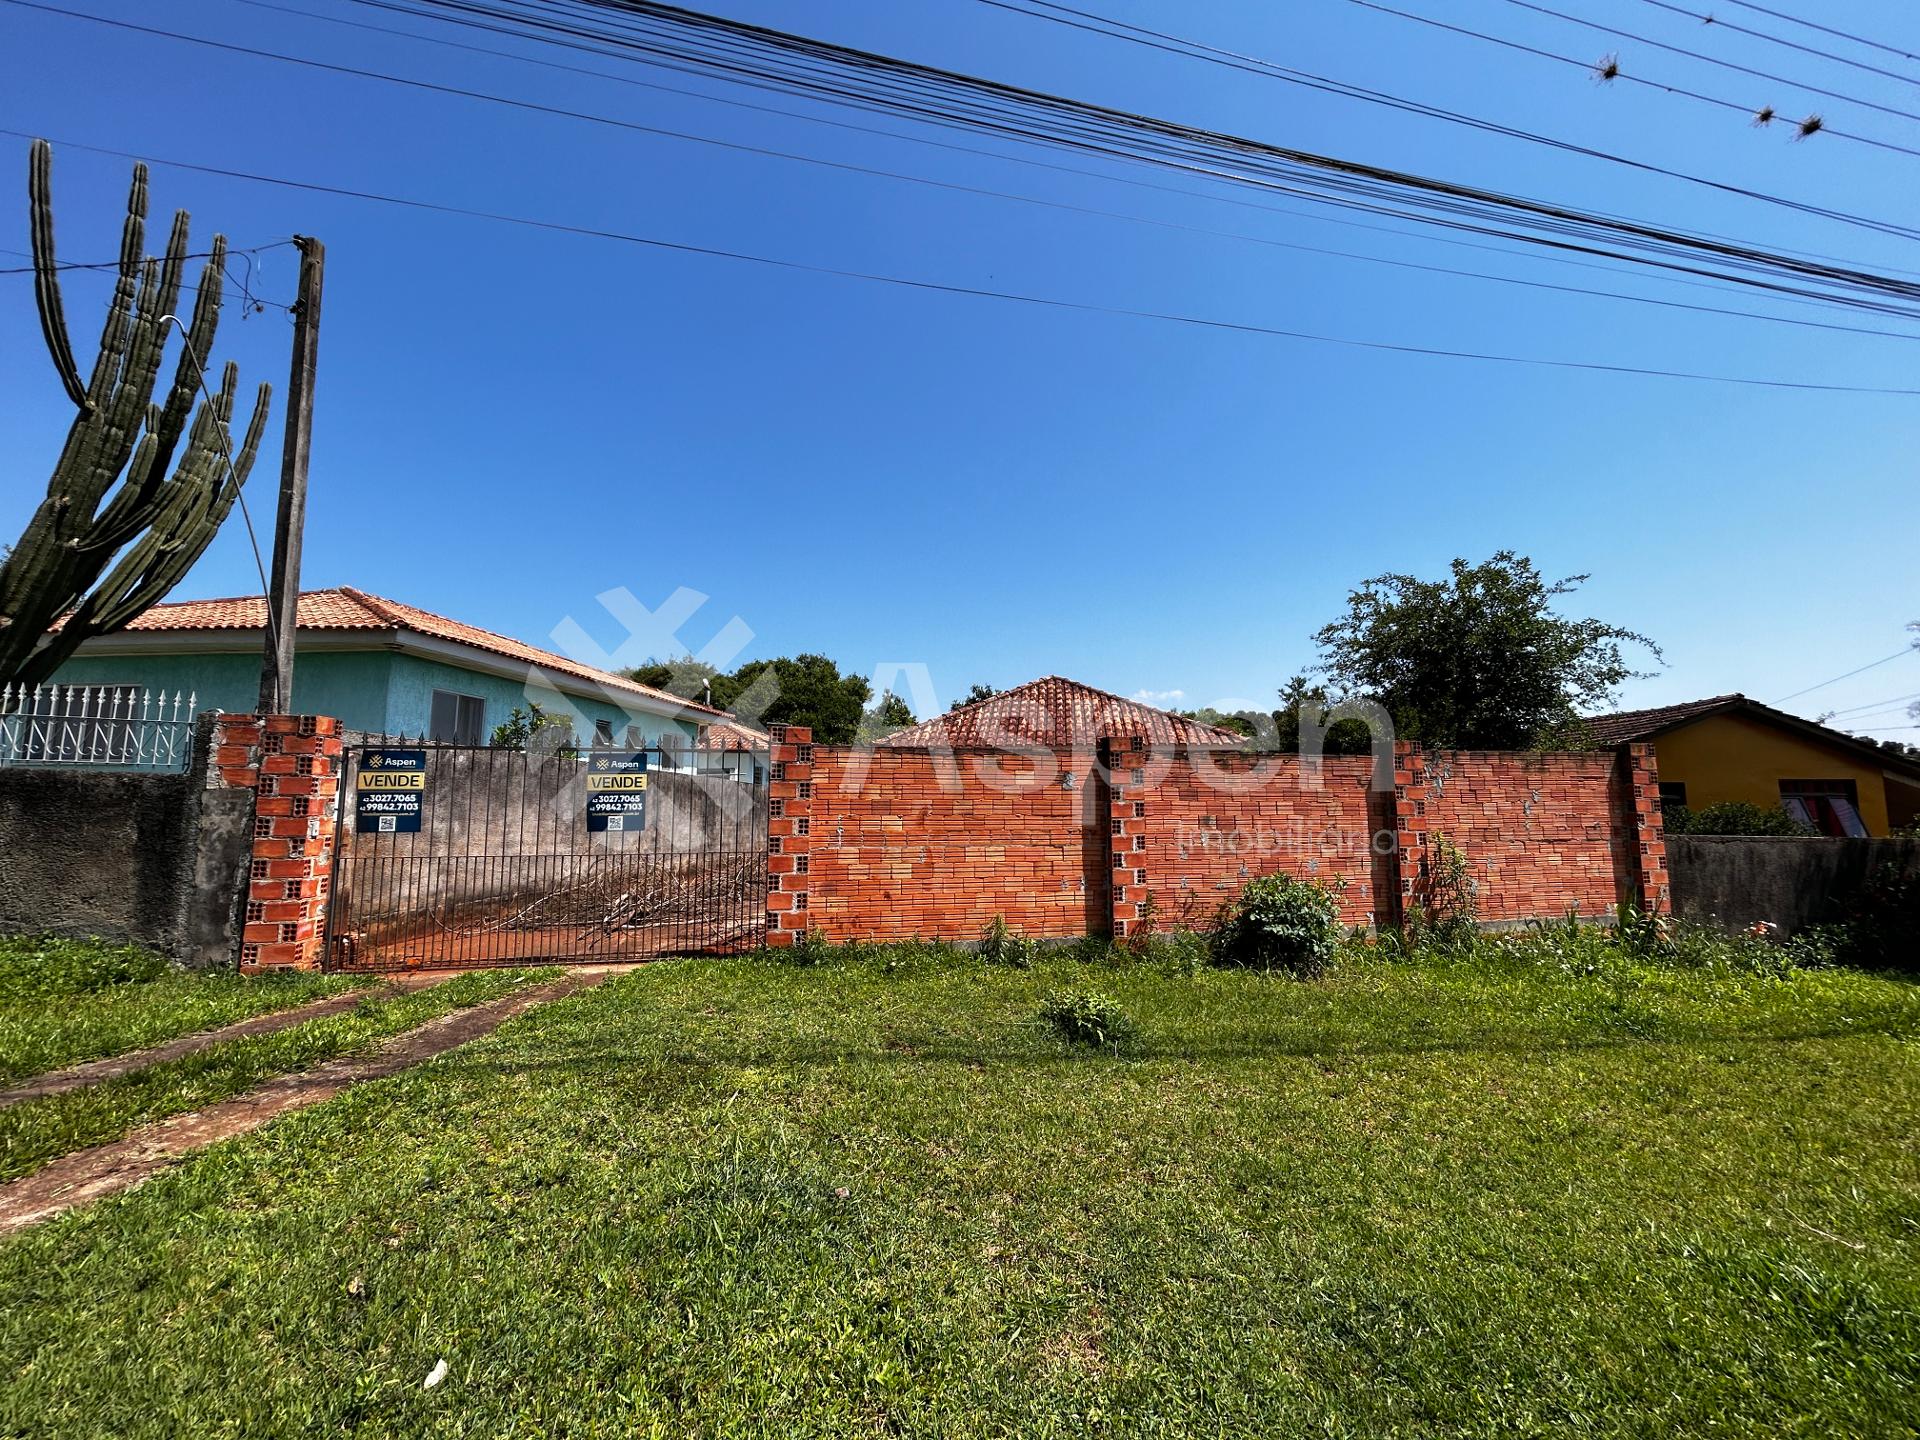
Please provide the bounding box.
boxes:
[1652,710,1894,833]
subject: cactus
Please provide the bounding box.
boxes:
[0,139,272,688]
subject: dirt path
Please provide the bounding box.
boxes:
[0,978,445,1109]
[0,968,619,1235]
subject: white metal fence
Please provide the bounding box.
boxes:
[0,684,198,773]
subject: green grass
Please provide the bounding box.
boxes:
[0,968,558,1184]
[0,935,356,1083]
[2,943,1917,1437]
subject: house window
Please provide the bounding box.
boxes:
[429,690,486,745]
[658,731,689,770]
[625,724,644,750]
[593,718,615,747]
[1659,782,1688,809]
[1780,779,1868,838]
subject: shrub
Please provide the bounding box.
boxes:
[1038,990,1137,1052]
[1208,873,1341,978]
[978,915,1037,969]
[1682,802,1812,837]
[1837,864,1920,972]
[1417,833,1479,950]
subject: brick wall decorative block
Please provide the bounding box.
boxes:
[764,723,815,946]
[217,713,343,972]
[1624,742,1671,915]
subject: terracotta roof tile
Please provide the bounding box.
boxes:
[1582,692,1920,779]
[1578,694,1748,746]
[114,587,726,718]
[877,676,1244,749]
[697,717,770,751]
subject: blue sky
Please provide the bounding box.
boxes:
[2,0,1916,733]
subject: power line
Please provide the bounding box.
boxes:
[1818,689,1920,718]
[7,127,1916,396]
[0,240,299,313]
[244,0,1896,313]
[1497,0,1920,125]
[20,11,1909,344]
[334,0,1920,294]
[1346,0,1920,160]
[409,0,1920,247]
[245,0,1858,308]
[1775,646,1918,701]
[28,0,1920,325]
[1629,0,1920,91]
[965,0,1920,234]
[1720,0,1920,67]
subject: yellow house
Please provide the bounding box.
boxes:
[1585,694,1920,837]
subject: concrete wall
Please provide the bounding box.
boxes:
[0,716,253,966]
[1669,835,1920,934]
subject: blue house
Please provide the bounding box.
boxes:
[42,587,725,750]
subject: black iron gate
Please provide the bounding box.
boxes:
[326,742,769,970]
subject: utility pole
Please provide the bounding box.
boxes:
[258,235,325,714]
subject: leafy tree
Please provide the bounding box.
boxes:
[949,683,1000,713]
[719,654,871,744]
[490,702,576,758]
[1179,707,1257,739]
[622,656,721,704]
[859,689,916,742]
[1312,552,1659,750]
[1267,675,1377,753]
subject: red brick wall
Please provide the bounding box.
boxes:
[1134,749,1396,930]
[805,743,1107,941]
[218,713,344,971]
[790,739,1666,944]
[1400,748,1650,924]
[765,724,815,947]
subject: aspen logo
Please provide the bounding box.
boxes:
[355,748,427,833]
[586,751,649,832]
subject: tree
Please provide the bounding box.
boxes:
[0,140,272,688]
[859,689,916,742]
[1267,675,1376,753]
[949,683,1000,713]
[490,702,576,758]
[622,656,721,704]
[1311,552,1659,750]
[1179,707,1258,739]
[719,654,871,744]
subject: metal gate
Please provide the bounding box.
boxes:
[326,741,769,971]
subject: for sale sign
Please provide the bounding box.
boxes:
[585,751,650,833]
[355,748,427,833]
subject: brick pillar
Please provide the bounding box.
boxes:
[216,713,344,972]
[1623,741,1671,915]
[1101,733,1150,939]
[1393,741,1428,925]
[765,723,814,947]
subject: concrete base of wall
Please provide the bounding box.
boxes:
[0,715,255,969]
[1668,835,1920,934]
